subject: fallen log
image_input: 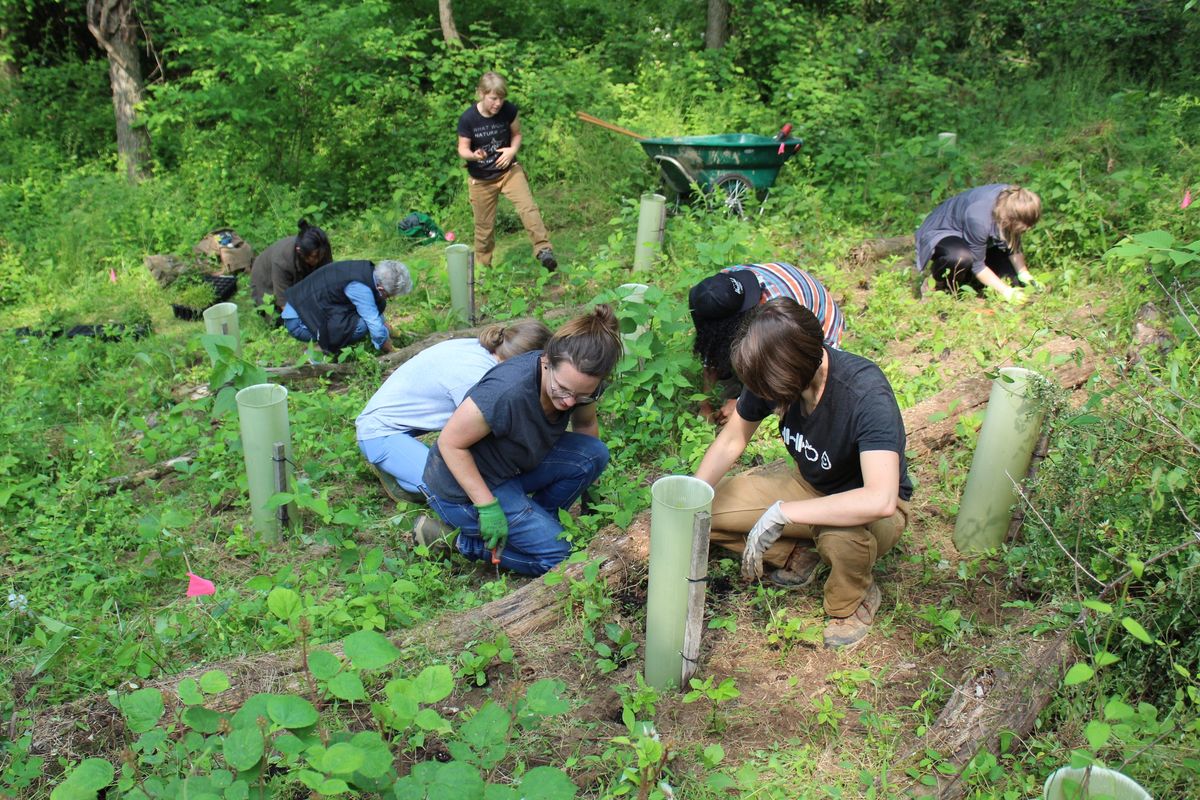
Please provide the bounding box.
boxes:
[101,453,194,493]
[890,629,1072,799]
[27,517,650,761]
[846,235,915,268]
[904,335,1097,459]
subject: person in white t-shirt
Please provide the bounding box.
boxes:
[356,319,550,501]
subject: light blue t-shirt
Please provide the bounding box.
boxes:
[355,338,498,441]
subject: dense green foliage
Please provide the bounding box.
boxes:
[1,0,1198,797]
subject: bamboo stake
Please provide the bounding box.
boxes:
[575,111,645,140]
[681,511,711,685]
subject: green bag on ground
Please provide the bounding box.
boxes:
[397,212,445,244]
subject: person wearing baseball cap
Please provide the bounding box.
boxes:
[689,262,844,424]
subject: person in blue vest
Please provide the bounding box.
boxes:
[281,260,411,354]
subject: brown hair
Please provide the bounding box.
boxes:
[477,318,551,361]
[731,298,825,404]
[544,304,622,379]
[476,72,508,99]
[993,186,1042,252]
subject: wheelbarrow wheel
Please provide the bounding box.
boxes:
[711,173,754,218]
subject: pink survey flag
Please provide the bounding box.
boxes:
[186,572,216,597]
[1182,188,1193,209]
[109,268,118,283]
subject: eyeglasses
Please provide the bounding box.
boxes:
[543,363,602,405]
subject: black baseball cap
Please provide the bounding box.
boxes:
[688,270,762,321]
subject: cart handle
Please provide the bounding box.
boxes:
[575,111,644,140]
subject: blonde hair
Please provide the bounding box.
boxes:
[476,72,508,99]
[545,304,622,379]
[993,187,1042,252]
[477,318,551,362]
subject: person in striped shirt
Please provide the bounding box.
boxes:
[689,263,844,424]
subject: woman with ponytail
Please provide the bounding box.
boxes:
[356,319,551,501]
[420,305,623,575]
[251,219,334,314]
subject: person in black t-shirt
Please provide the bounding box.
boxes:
[694,299,913,649]
[456,72,557,272]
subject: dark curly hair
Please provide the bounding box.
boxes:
[693,312,749,380]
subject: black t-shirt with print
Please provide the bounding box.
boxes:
[736,348,914,501]
[456,100,519,181]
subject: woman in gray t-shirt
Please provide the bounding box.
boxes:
[421,306,623,576]
[914,184,1042,302]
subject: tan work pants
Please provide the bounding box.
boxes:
[468,164,551,267]
[709,460,909,617]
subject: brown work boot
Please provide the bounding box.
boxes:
[413,514,455,553]
[369,464,424,504]
[768,543,822,590]
[822,582,882,649]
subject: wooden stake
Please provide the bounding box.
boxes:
[681,510,711,686]
[272,442,289,529]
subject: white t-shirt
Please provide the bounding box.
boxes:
[355,338,498,441]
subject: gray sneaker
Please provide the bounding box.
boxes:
[413,514,455,552]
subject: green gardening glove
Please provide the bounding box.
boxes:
[475,499,509,550]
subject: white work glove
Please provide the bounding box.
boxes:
[741,501,791,580]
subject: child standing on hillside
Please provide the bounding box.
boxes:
[457,72,558,272]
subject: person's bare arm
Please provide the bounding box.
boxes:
[776,450,901,527]
[570,403,600,438]
[695,409,761,486]
[437,398,494,505]
[457,135,486,162]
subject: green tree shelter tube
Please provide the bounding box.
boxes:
[235,383,295,540]
[645,475,713,689]
[633,192,666,272]
[445,243,473,324]
[616,283,649,358]
[202,302,241,356]
[953,367,1047,553]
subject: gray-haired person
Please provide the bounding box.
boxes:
[281,260,412,354]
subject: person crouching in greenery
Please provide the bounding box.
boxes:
[355,319,551,540]
[694,299,913,648]
[914,184,1042,302]
[420,306,623,576]
[457,71,558,272]
[690,262,844,425]
[281,260,410,355]
[250,220,333,316]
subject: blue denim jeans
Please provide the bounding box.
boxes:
[282,315,367,344]
[358,431,430,494]
[424,433,609,576]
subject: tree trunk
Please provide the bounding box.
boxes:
[86,0,151,183]
[0,22,18,85]
[438,0,461,46]
[705,0,730,49]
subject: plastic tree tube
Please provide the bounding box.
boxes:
[235,383,295,540]
[633,192,667,272]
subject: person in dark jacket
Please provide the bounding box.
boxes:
[250,220,333,314]
[281,260,411,354]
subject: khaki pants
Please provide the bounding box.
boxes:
[710,460,909,617]
[468,164,551,267]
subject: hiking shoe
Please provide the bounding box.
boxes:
[369,464,423,504]
[413,514,455,552]
[823,582,882,649]
[536,248,558,272]
[768,543,822,590]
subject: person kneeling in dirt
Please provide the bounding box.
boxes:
[694,298,912,648]
[418,306,623,576]
[355,320,551,542]
[690,263,844,425]
[250,220,334,318]
[281,260,410,355]
[914,184,1042,302]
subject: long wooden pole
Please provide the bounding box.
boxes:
[575,111,644,140]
